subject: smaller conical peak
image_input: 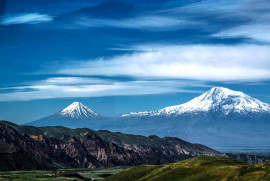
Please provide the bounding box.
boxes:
[63,102,86,111]
[59,102,100,119]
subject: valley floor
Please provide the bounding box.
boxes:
[0,167,126,181]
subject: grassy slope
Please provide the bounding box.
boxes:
[105,156,270,181]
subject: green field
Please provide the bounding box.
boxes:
[104,156,270,181]
[0,167,126,181]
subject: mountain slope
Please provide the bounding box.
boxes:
[122,87,270,117]
[104,156,270,181]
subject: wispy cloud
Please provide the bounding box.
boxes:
[156,0,270,43]
[211,0,270,43]
[213,24,270,43]
[42,77,111,85]
[0,77,206,101]
[2,13,53,25]
[53,45,270,82]
[75,15,196,30]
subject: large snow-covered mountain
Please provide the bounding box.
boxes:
[121,87,270,117]
[117,87,270,149]
[27,102,105,128]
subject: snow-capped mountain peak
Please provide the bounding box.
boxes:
[121,87,270,117]
[59,102,100,119]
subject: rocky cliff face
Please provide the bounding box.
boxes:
[0,124,76,170]
[225,153,270,165]
[96,131,220,157]
[0,122,194,171]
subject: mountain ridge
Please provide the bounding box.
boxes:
[0,121,220,171]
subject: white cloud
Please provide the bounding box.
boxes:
[2,13,53,25]
[55,45,270,82]
[0,77,206,101]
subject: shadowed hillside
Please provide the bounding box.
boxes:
[0,121,217,171]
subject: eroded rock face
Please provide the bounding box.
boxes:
[225,153,270,165]
[0,123,94,170]
[96,131,220,158]
[0,122,184,170]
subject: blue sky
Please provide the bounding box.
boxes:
[1,0,270,124]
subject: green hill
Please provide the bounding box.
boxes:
[104,156,270,181]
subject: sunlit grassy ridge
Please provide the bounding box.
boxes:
[104,156,270,181]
